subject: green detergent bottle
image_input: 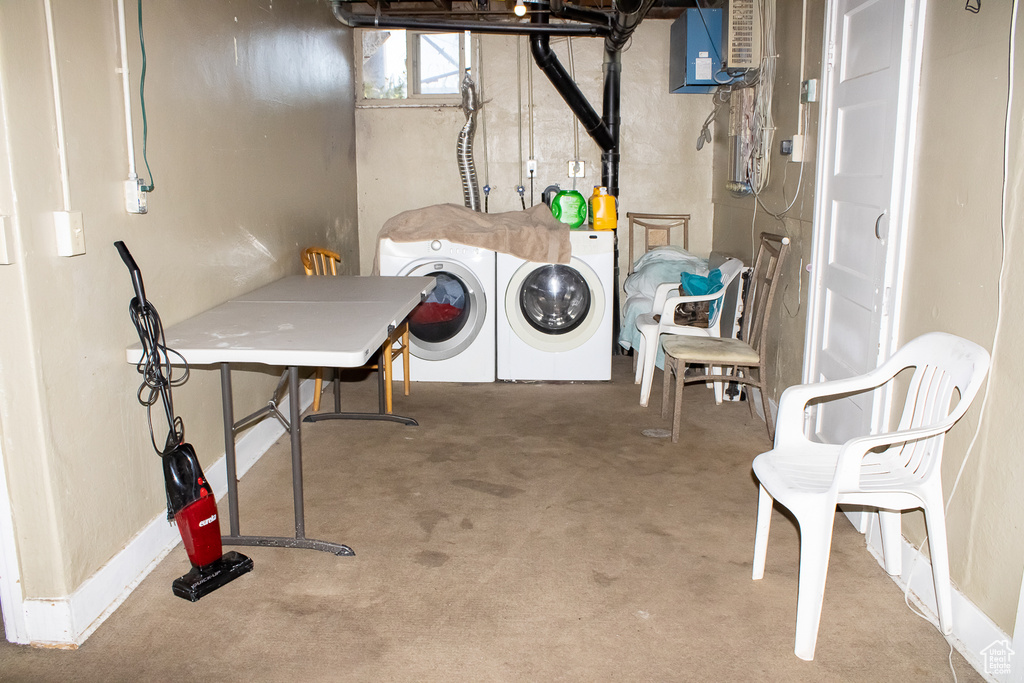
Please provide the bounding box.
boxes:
[550,190,588,229]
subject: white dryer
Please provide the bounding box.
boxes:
[378,238,495,382]
[497,230,613,381]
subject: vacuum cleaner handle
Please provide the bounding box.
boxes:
[114,240,146,305]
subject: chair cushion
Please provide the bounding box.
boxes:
[662,336,759,364]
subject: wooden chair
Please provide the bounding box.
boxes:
[661,233,789,443]
[625,212,690,275]
[301,247,410,414]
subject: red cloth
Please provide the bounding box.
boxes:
[410,302,461,325]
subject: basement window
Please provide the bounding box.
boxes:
[358,29,471,105]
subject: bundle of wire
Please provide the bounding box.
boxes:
[128,294,189,456]
[748,0,777,196]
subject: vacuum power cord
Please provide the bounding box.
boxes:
[117,241,189,455]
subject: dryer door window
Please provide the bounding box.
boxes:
[518,265,590,335]
[409,272,471,343]
[401,261,488,361]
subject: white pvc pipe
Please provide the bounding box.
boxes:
[797,0,808,136]
[117,0,138,180]
[43,0,71,211]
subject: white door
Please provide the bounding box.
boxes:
[804,0,924,444]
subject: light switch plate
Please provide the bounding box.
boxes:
[53,210,85,257]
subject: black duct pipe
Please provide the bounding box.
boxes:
[605,0,657,52]
[529,14,615,154]
[529,12,623,195]
[546,0,613,26]
[331,0,641,195]
[601,49,621,197]
[615,0,644,13]
[331,1,610,36]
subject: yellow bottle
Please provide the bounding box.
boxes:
[591,186,616,231]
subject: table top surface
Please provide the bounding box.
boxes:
[126,275,434,368]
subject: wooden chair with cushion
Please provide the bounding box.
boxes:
[301,246,410,414]
[661,233,789,443]
[634,257,745,408]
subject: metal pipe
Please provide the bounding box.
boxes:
[331,1,610,36]
[457,73,482,211]
[600,48,621,195]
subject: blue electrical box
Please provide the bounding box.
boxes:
[670,8,734,94]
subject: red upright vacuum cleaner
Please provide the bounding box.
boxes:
[116,241,253,601]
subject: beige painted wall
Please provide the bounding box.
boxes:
[711,1,1024,637]
[355,21,715,280]
[0,0,357,598]
[711,0,823,400]
[899,5,1024,635]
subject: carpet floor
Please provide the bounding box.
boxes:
[0,356,982,681]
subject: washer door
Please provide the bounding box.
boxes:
[505,258,605,352]
[399,260,487,361]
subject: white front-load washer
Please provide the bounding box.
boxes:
[379,238,495,382]
[497,230,613,381]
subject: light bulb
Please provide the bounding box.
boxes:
[514,0,527,16]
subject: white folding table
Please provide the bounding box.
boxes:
[127,275,434,557]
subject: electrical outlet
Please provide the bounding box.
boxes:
[527,159,537,177]
[53,210,85,257]
[124,178,148,214]
[567,160,585,178]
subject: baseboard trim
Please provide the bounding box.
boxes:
[864,520,1008,682]
[18,379,312,648]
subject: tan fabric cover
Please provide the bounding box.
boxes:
[373,203,572,273]
[662,336,759,364]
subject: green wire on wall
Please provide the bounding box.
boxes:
[138,0,155,193]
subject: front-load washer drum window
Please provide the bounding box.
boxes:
[519,265,590,334]
[504,256,605,353]
[409,272,471,343]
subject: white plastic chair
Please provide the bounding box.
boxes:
[634,258,744,407]
[751,332,990,661]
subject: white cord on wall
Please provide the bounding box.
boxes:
[899,6,1015,680]
[43,0,71,212]
[946,0,1014,516]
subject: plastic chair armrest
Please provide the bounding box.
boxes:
[773,368,900,448]
[832,422,956,489]
[651,281,682,311]
[658,289,729,321]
